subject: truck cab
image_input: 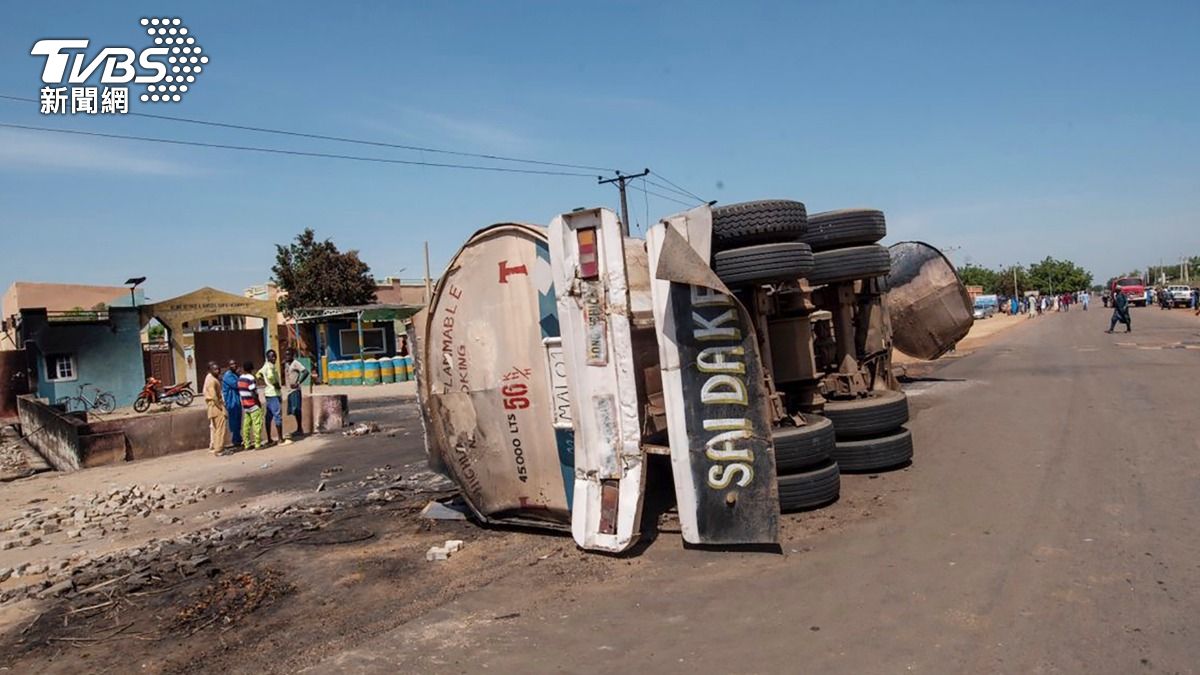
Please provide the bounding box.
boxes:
[1112,277,1147,306]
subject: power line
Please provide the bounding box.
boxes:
[0,93,616,173]
[643,176,703,203]
[627,182,693,207]
[0,122,598,177]
[649,169,707,203]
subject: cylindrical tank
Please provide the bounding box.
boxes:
[327,360,344,386]
[362,358,381,385]
[391,355,407,382]
[379,357,395,383]
[346,359,364,385]
[400,355,415,381]
[886,241,974,360]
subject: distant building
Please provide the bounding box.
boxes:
[244,277,428,361]
[2,282,144,350]
[10,307,144,407]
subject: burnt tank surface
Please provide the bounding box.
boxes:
[419,223,573,529]
[886,241,973,360]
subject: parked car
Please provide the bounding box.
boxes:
[972,301,995,320]
[1167,285,1192,307]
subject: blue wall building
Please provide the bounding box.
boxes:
[15,307,145,408]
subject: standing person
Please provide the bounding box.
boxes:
[285,349,309,440]
[1107,289,1132,333]
[202,361,227,455]
[1081,291,1089,311]
[256,349,286,446]
[221,360,242,448]
[238,361,264,450]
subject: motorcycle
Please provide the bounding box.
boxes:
[133,377,195,413]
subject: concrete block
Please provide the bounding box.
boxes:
[444,539,465,553]
[425,546,449,562]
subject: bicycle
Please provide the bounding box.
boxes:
[57,382,117,414]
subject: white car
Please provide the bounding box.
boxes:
[1167,285,1192,307]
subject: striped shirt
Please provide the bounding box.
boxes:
[237,373,260,411]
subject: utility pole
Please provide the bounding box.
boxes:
[423,241,432,306]
[598,168,650,235]
[1013,265,1019,297]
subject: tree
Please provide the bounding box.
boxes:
[995,265,1030,298]
[272,228,377,316]
[957,264,1000,293]
[1026,257,1093,294]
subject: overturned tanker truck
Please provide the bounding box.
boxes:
[417,201,972,553]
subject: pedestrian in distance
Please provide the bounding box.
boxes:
[221,359,242,448]
[238,361,264,450]
[284,349,310,440]
[257,349,287,446]
[1081,291,1089,311]
[1107,289,1132,333]
[202,361,227,455]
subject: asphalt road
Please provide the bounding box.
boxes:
[324,306,1200,674]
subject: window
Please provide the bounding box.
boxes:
[45,354,77,382]
[339,328,386,356]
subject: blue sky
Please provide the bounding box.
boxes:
[2,1,1198,299]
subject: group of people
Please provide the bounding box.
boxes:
[201,349,310,455]
[1021,291,1089,318]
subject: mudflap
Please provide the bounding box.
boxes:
[418,223,574,530]
[646,208,780,546]
[549,208,646,553]
[886,241,974,360]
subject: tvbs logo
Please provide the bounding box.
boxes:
[31,17,207,114]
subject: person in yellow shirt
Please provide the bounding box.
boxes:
[256,349,289,446]
[201,361,227,455]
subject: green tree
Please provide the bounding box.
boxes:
[1026,257,1093,294]
[272,228,377,316]
[995,265,1030,298]
[957,264,1000,293]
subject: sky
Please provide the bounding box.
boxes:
[1,1,1199,300]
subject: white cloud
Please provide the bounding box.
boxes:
[0,128,193,175]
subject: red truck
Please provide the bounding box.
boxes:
[1111,277,1147,307]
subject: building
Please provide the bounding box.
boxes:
[139,287,280,388]
[10,307,144,408]
[244,278,429,370]
[2,282,144,350]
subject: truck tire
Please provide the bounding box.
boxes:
[773,414,835,473]
[832,428,913,472]
[808,244,892,285]
[778,460,840,512]
[713,242,814,286]
[803,209,887,251]
[822,390,909,439]
[711,200,807,252]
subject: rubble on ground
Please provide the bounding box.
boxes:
[343,422,382,437]
[0,427,45,482]
[0,468,462,607]
[0,484,226,551]
[425,539,465,562]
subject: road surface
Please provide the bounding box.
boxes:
[323,305,1200,673]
